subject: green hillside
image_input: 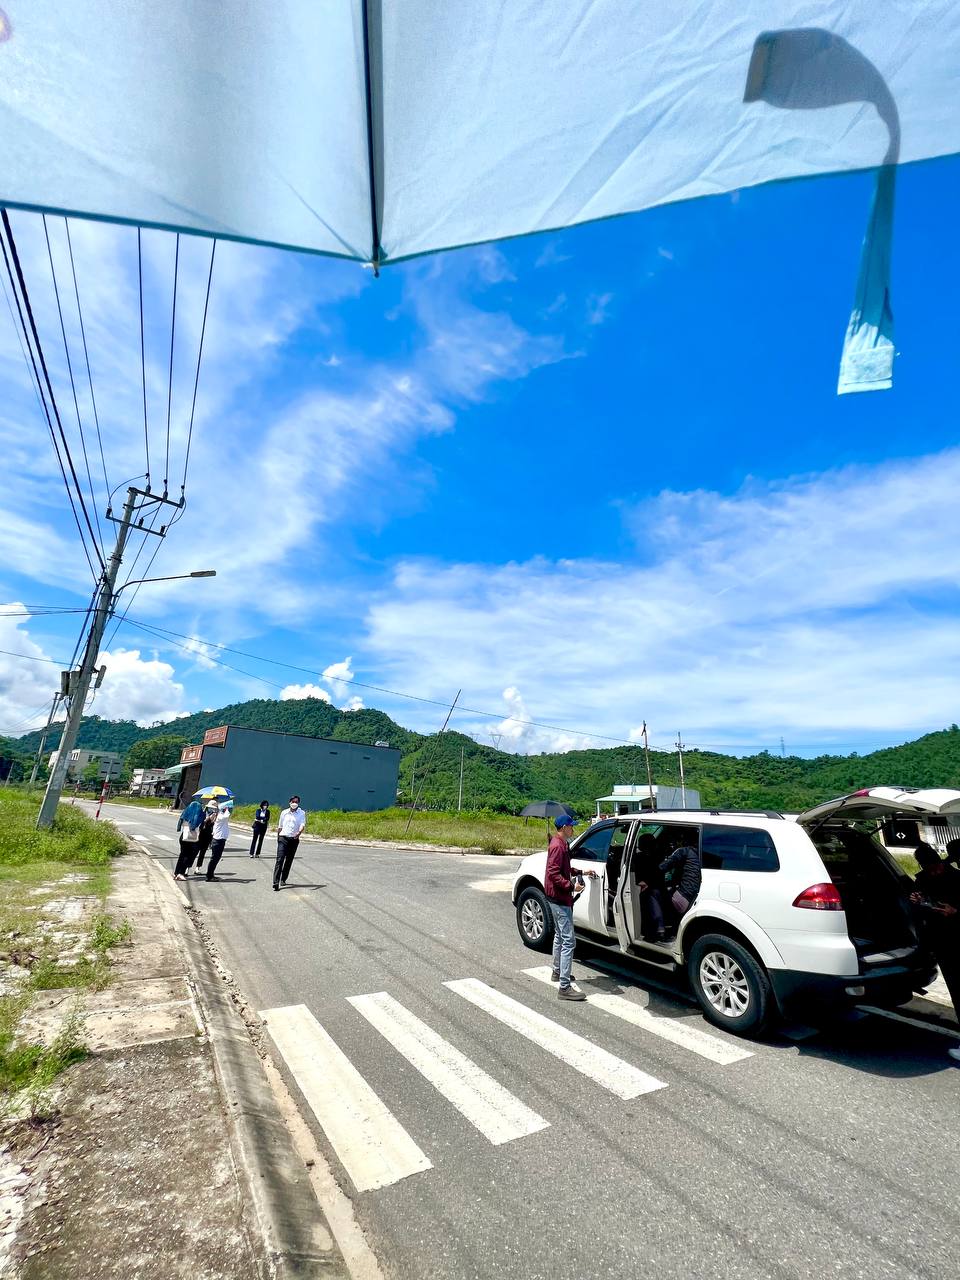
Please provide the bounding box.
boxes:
[12,702,960,815]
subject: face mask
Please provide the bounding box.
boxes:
[290,802,299,810]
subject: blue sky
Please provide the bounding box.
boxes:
[2,151,959,757]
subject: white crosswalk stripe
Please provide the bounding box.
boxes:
[151,833,173,841]
[522,967,752,1065]
[261,1003,432,1192]
[444,978,666,1100]
[347,991,549,1145]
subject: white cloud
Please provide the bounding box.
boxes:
[0,606,59,736]
[91,648,186,725]
[280,683,332,703]
[361,449,960,751]
[322,657,354,702]
[534,242,572,269]
[657,247,675,261]
[586,292,614,326]
[340,695,364,712]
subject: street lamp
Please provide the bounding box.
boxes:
[113,569,216,596]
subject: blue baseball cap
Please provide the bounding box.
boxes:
[555,814,577,829]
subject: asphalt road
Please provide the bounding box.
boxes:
[95,803,960,1280]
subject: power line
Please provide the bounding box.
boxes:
[137,228,150,485]
[0,647,66,666]
[163,233,179,496]
[42,214,105,559]
[117,615,650,747]
[0,211,103,582]
[64,218,110,514]
[180,239,216,495]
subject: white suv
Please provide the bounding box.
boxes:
[512,788,960,1035]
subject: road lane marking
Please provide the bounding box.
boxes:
[260,1004,432,1192]
[861,1006,960,1040]
[443,978,666,1100]
[151,833,173,841]
[522,967,751,1065]
[347,991,549,1146]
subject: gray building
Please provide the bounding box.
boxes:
[168,725,400,811]
[594,783,701,817]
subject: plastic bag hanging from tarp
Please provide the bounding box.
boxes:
[837,165,895,394]
[744,28,900,394]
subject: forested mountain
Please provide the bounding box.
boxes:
[11,701,960,814]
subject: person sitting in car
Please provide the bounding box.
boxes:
[654,840,702,940]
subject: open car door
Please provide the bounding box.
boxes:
[797,787,960,828]
[612,828,638,953]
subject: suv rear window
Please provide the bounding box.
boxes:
[701,824,779,872]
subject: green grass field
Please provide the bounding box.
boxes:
[230,804,549,853]
[0,789,127,867]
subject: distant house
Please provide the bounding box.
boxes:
[130,767,169,797]
[166,724,400,811]
[49,748,124,783]
[594,783,701,818]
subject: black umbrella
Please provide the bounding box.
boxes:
[520,800,577,844]
[520,801,576,819]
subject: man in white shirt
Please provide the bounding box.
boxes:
[206,803,231,881]
[273,795,307,891]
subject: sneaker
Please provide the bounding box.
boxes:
[948,1046,960,1063]
[550,970,560,982]
[558,984,586,1002]
[174,874,186,882]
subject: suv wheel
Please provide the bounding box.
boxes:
[516,886,554,952]
[688,934,772,1035]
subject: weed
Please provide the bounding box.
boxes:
[90,914,132,953]
[0,789,126,868]
[0,998,87,1121]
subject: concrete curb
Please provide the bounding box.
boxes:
[137,847,350,1280]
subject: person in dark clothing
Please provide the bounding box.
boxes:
[544,815,596,1000]
[910,843,960,1064]
[173,800,204,880]
[249,800,270,858]
[195,801,216,870]
[638,840,702,944]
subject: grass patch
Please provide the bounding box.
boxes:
[100,794,173,810]
[0,788,126,867]
[0,1000,87,1121]
[231,804,548,851]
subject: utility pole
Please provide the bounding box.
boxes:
[37,486,188,829]
[29,692,61,785]
[458,744,465,813]
[641,721,656,811]
[676,730,686,809]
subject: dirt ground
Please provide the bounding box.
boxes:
[3,1033,259,1279]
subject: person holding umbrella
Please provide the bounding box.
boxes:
[195,801,217,872]
[205,801,231,881]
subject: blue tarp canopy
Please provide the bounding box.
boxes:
[1,2,958,389]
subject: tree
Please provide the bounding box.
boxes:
[81,760,104,789]
[126,735,190,771]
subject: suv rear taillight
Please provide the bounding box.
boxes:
[793,883,843,911]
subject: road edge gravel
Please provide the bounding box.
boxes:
[138,846,351,1280]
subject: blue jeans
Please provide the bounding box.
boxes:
[549,902,575,988]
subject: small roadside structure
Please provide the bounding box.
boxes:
[594,783,701,818]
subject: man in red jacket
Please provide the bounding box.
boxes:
[545,815,596,1001]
